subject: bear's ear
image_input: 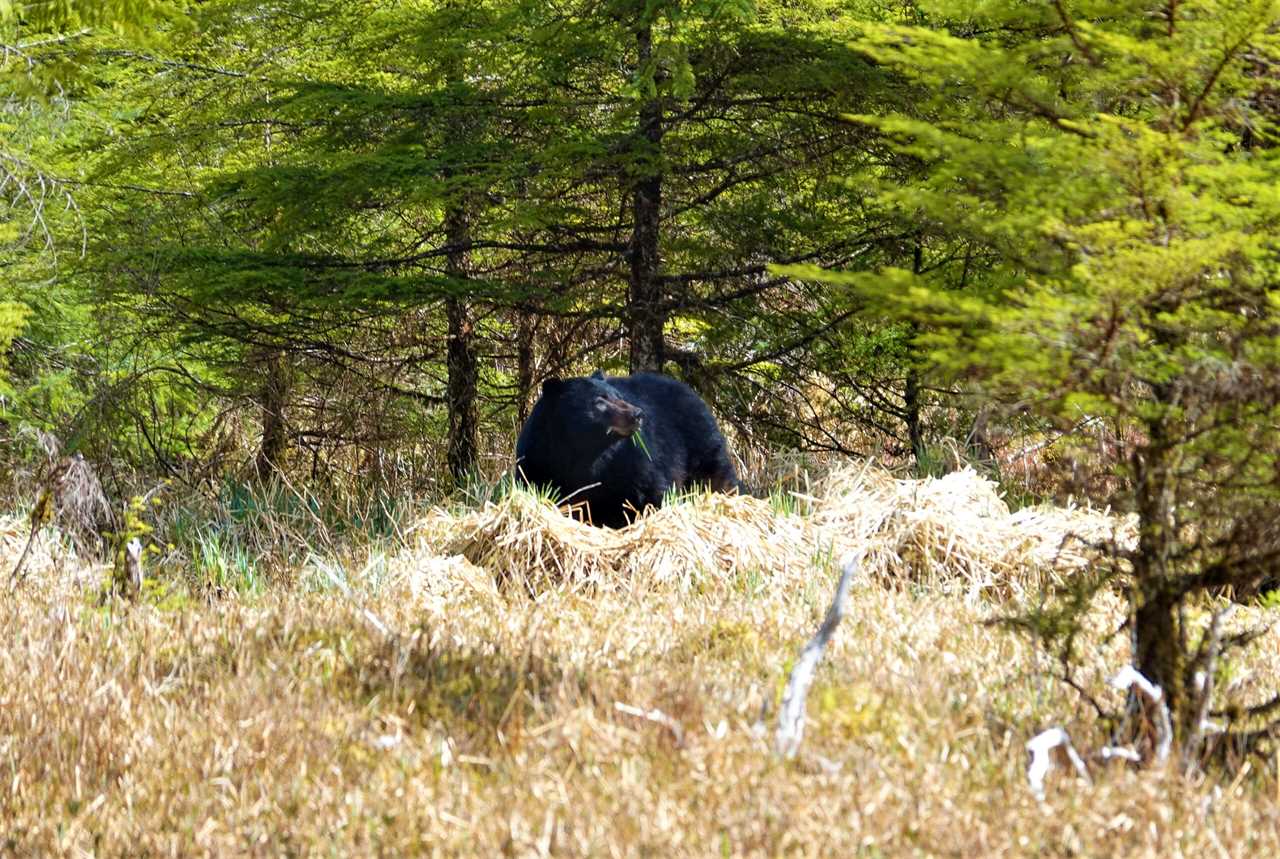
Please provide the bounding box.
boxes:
[591,369,606,380]
[541,377,564,397]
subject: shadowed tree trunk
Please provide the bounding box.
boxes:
[441,44,480,485]
[516,312,536,425]
[1131,413,1189,732]
[445,205,479,484]
[904,366,925,468]
[905,241,926,468]
[253,349,290,480]
[627,17,666,374]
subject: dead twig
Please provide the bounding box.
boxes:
[1026,727,1092,801]
[8,455,74,588]
[775,550,864,758]
[1105,666,1173,767]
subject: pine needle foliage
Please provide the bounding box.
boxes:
[58,0,923,478]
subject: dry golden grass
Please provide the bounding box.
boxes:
[3,463,1279,857]
[418,463,1133,596]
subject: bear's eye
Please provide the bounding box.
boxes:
[594,398,609,413]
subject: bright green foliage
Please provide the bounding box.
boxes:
[0,0,179,403]
[59,0,913,475]
[0,299,28,398]
[832,0,1280,752]
[0,0,179,34]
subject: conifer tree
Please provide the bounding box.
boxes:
[833,0,1280,758]
[0,0,174,410]
[80,0,908,477]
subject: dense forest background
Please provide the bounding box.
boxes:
[4,0,1274,501]
[0,0,1056,495]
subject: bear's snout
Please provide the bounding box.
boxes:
[602,396,643,437]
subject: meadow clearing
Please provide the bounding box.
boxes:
[4,463,1278,857]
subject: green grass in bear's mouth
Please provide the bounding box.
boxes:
[631,430,653,460]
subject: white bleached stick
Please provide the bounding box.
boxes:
[1025,727,1091,800]
[775,551,863,758]
[1108,665,1173,766]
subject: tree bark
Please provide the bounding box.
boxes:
[253,349,289,480]
[905,240,926,468]
[967,405,996,467]
[904,366,925,468]
[441,47,480,484]
[445,206,479,484]
[1131,416,1189,732]
[516,312,536,425]
[628,19,666,374]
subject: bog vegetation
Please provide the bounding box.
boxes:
[5,0,1280,855]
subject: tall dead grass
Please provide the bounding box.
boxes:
[415,463,1133,597]
[2,462,1277,858]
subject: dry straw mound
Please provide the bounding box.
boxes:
[412,488,811,590]
[411,462,1134,594]
[815,464,1135,592]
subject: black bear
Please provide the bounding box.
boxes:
[515,371,743,528]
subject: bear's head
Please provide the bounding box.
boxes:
[538,373,644,447]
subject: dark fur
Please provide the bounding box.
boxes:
[515,371,743,528]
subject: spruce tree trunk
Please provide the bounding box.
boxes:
[628,20,665,374]
[445,207,479,483]
[253,350,289,480]
[904,367,925,468]
[905,241,926,468]
[1134,587,1183,712]
[967,406,996,467]
[516,312,536,425]
[1131,419,1190,733]
[440,50,480,484]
